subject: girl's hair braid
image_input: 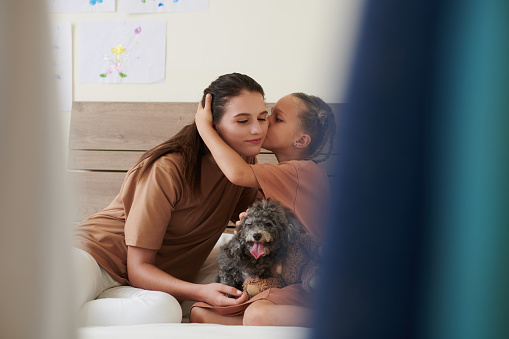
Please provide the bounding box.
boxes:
[292,92,336,163]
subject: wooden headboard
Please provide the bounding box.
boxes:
[68,102,342,223]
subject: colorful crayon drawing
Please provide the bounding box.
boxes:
[119,0,207,13]
[48,0,114,12]
[80,20,166,84]
[100,45,129,78]
[140,0,166,6]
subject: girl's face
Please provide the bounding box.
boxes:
[215,91,268,157]
[263,95,304,152]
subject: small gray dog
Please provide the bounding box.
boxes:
[216,199,302,294]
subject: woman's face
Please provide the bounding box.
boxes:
[263,94,303,152]
[215,91,268,157]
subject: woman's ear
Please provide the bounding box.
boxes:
[295,134,311,149]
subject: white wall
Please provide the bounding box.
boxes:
[50,0,364,155]
[50,0,364,104]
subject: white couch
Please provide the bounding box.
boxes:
[77,233,311,339]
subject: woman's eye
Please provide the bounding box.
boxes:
[258,118,267,122]
[237,120,248,124]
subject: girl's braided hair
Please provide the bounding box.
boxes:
[292,92,336,163]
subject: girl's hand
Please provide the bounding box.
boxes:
[200,283,248,307]
[234,210,249,235]
[195,93,213,132]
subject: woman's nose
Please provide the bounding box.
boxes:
[251,121,263,134]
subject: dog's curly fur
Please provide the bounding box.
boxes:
[216,199,303,293]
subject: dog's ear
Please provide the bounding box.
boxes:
[225,239,241,258]
[285,211,304,244]
[286,223,297,244]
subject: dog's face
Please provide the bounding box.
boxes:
[236,199,297,260]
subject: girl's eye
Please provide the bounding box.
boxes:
[258,118,267,122]
[275,117,283,122]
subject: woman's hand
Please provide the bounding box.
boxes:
[128,246,248,305]
[200,283,249,307]
[195,93,213,132]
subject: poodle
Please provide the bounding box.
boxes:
[216,199,303,296]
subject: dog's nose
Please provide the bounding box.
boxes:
[253,233,262,241]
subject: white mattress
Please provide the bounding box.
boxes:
[78,323,310,339]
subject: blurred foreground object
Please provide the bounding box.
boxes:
[312,0,509,338]
[0,2,74,339]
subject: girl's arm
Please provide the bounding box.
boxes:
[195,94,260,188]
[127,245,248,306]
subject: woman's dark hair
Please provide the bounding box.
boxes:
[292,92,336,163]
[201,72,264,124]
[133,73,264,194]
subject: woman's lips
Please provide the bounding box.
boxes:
[246,138,262,145]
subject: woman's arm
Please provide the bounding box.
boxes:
[195,94,260,188]
[127,245,248,306]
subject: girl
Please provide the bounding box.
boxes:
[190,92,336,326]
[73,73,268,326]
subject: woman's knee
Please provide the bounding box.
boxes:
[126,289,182,323]
[73,248,104,311]
[97,286,182,324]
[144,291,182,323]
[243,300,275,326]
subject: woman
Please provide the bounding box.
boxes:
[190,91,336,326]
[73,73,268,326]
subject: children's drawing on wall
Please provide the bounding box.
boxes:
[100,44,129,78]
[50,22,72,111]
[118,0,208,13]
[47,0,115,13]
[80,21,166,84]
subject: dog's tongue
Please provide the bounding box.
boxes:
[250,242,265,259]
